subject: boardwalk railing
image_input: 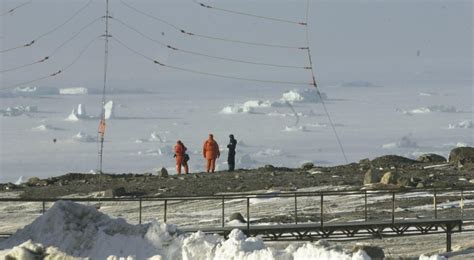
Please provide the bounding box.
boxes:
[1,186,474,251]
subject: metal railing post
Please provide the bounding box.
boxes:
[320,194,324,228]
[139,198,142,224]
[164,200,168,223]
[391,192,395,224]
[294,194,298,224]
[222,196,225,228]
[246,197,250,234]
[461,189,464,220]
[42,201,46,215]
[433,189,438,219]
[364,190,368,222]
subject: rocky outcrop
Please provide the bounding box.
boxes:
[371,155,418,168]
[229,212,246,223]
[449,147,474,166]
[380,171,399,185]
[417,153,447,163]
[364,169,381,185]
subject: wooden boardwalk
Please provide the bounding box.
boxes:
[180,219,463,252]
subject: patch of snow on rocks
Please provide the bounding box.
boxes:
[220,100,270,114]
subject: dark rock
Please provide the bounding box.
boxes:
[158,167,168,177]
[364,169,381,185]
[264,165,275,170]
[449,147,474,166]
[300,162,314,170]
[396,177,412,187]
[5,182,17,190]
[418,153,447,163]
[371,155,418,168]
[352,245,385,260]
[380,171,399,185]
[229,212,246,223]
[27,177,41,186]
[104,187,126,197]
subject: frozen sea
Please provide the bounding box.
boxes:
[0,0,472,182]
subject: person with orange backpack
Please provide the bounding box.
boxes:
[174,140,189,174]
[202,134,220,173]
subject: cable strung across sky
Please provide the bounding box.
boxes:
[119,0,308,50]
[112,36,313,86]
[112,17,310,70]
[0,36,100,91]
[193,0,307,26]
[0,0,93,53]
[0,0,32,16]
[1,16,102,74]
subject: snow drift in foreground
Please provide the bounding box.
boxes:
[0,201,370,260]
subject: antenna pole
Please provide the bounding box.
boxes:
[99,0,110,173]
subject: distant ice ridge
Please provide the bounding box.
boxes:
[72,132,96,143]
[221,100,271,114]
[31,124,61,131]
[0,201,370,259]
[383,135,418,149]
[398,105,460,115]
[59,87,88,95]
[221,89,327,114]
[0,105,38,117]
[448,120,473,129]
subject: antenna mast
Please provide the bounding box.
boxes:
[98,0,110,173]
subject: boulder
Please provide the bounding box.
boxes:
[352,245,385,260]
[229,212,246,223]
[396,177,412,187]
[449,147,474,166]
[104,187,126,197]
[380,171,399,185]
[363,169,381,185]
[27,177,41,186]
[371,155,418,168]
[300,162,314,170]
[418,153,447,163]
[158,167,168,177]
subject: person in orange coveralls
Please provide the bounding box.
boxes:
[174,140,189,174]
[203,134,220,173]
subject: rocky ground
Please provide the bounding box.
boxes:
[1,148,474,199]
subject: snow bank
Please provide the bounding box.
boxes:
[448,120,473,129]
[59,87,88,95]
[72,132,96,143]
[280,88,326,104]
[383,135,418,149]
[220,100,271,114]
[0,201,370,259]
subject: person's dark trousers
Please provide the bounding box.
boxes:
[228,152,235,171]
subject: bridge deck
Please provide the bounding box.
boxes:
[180,219,463,252]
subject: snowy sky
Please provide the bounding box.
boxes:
[1,0,472,90]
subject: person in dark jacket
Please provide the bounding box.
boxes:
[227,134,237,171]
